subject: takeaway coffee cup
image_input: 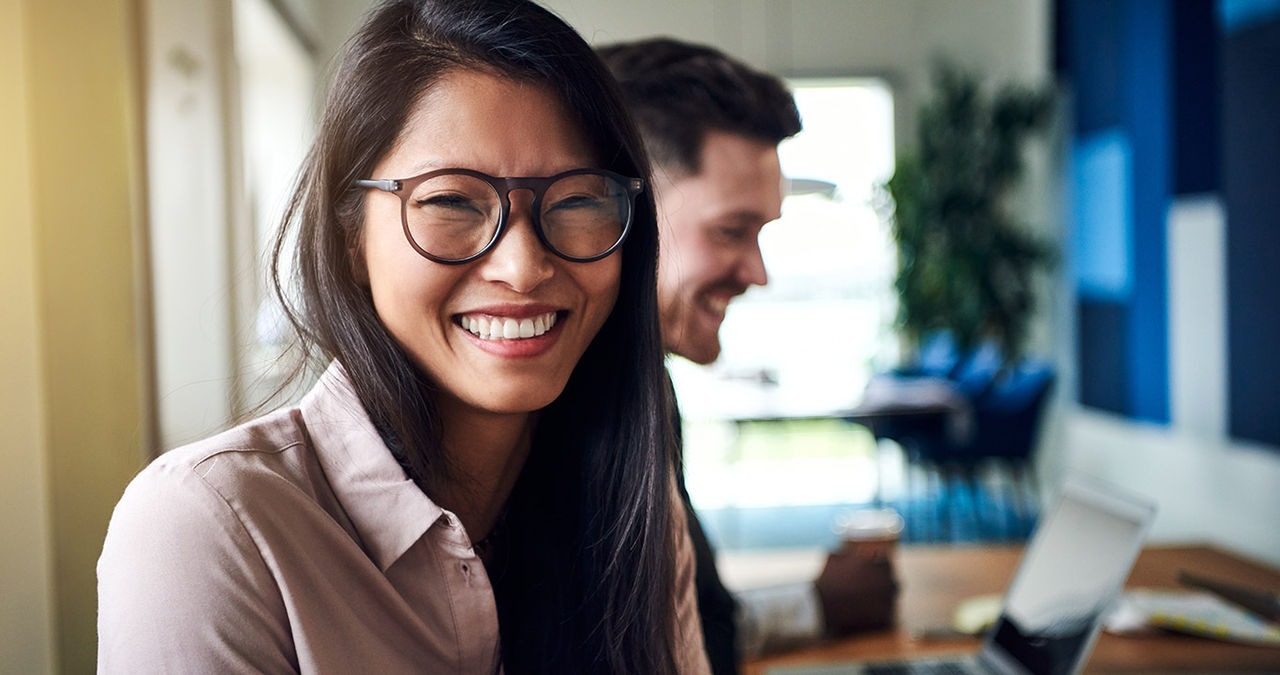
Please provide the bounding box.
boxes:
[833,508,903,558]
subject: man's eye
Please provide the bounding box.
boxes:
[715,227,749,243]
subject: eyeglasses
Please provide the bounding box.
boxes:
[356,168,644,264]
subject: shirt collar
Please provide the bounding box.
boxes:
[299,361,444,571]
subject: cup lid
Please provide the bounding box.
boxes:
[833,507,904,539]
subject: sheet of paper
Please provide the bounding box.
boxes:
[1105,589,1280,646]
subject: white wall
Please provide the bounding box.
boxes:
[1168,196,1227,438]
[314,0,1051,155]
[1038,405,1280,566]
[546,0,1051,156]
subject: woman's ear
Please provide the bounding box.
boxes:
[349,242,370,286]
[340,197,370,286]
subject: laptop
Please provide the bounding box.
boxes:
[771,475,1156,675]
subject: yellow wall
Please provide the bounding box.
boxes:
[3,0,151,671]
[1,0,55,671]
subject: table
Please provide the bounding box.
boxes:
[744,544,1280,673]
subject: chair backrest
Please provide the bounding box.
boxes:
[969,360,1057,460]
[916,331,961,377]
[951,340,1004,398]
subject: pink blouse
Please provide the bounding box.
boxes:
[98,363,709,673]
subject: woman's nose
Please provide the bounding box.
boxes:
[477,191,554,292]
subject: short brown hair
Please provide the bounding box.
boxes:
[598,37,802,175]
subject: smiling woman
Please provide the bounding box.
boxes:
[96,1,708,673]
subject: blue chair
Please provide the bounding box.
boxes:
[862,344,1055,542]
[906,331,963,378]
[968,360,1056,462]
[960,360,1056,538]
[868,338,1004,466]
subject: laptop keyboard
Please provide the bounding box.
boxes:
[863,659,974,675]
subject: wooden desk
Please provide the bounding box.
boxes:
[744,544,1280,673]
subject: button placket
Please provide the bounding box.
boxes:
[428,512,499,671]
[435,511,482,584]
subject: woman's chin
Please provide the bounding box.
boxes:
[455,385,565,417]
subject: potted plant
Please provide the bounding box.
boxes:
[886,63,1055,364]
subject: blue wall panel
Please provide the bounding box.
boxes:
[1077,300,1131,415]
[1068,0,1125,133]
[1060,0,1172,423]
[1122,0,1171,422]
[1073,129,1133,302]
[1062,0,1279,445]
[1224,17,1280,447]
[1220,0,1280,31]
[1173,0,1222,195]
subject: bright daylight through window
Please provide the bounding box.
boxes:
[672,79,898,548]
[235,0,316,412]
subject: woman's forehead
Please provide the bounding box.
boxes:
[379,69,597,178]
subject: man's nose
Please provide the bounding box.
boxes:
[737,241,768,287]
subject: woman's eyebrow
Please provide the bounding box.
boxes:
[402,159,446,176]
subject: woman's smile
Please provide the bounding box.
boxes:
[455,306,566,357]
[457,309,559,341]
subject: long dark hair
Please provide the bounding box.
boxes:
[269,0,679,671]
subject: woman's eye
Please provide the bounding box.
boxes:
[416,193,480,212]
[547,194,604,211]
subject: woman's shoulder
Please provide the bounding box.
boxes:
[99,407,309,671]
[141,406,314,494]
[109,405,333,542]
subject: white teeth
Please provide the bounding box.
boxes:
[705,295,731,315]
[461,311,558,341]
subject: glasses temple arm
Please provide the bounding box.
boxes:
[355,179,402,192]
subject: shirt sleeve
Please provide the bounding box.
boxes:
[671,476,713,675]
[97,460,298,674]
[733,582,824,658]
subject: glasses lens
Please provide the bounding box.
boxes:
[540,172,629,259]
[405,173,501,261]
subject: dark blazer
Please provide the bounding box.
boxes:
[669,371,740,675]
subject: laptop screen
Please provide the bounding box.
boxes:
[984,479,1155,675]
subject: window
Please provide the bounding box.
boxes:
[231,0,317,412]
[145,0,315,450]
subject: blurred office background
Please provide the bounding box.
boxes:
[4,0,1278,671]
